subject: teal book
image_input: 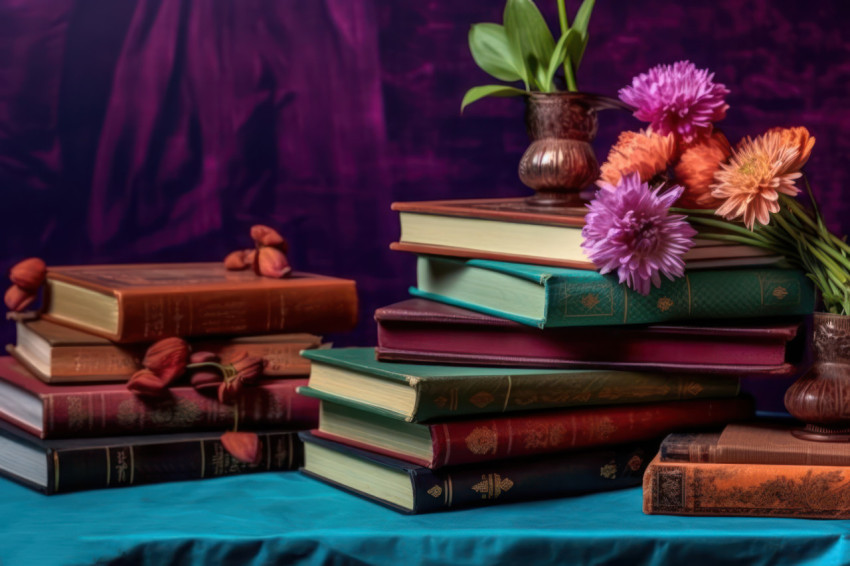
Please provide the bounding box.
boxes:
[299,348,741,423]
[410,256,816,328]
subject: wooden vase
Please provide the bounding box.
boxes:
[784,312,850,441]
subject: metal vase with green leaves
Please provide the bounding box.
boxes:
[461,0,628,207]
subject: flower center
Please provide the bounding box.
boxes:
[617,212,660,255]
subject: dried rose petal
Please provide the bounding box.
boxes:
[221,431,262,465]
[9,258,47,292]
[255,246,291,279]
[126,369,168,397]
[142,337,190,384]
[224,249,256,271]
[250,225,287,250]
[218,378,244,405]
[5,285,36,312]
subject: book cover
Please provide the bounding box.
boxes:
[300,431,655,514]
[10,318,323,382]
[0,357,318,438]
[643,453,850,519]
[375,299,805,374]
[42,262,358,342]
[299,347,742,423]
[313,396,754,468]
[412,256,816,328]
[659,423,850,466]
[391,198,779,270]
[0,419,303,494]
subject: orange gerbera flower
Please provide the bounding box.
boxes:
[711,128,814,229]
[767,126,815,171]
[674,131,732,209]
[599,129,677,186]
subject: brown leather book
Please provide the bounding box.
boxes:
[660,423,850,466]
[392,198,781,270]
[41,262,358,343]
[643,453,850,519]
[9,318,324,383]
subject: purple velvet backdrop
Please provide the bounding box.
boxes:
[1,1,849,349]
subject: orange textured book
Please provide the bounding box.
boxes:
[643,453,850,519]
[41,263,358,343]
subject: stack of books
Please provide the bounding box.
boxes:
[0,262,357,494]
[644,424,850,519]
[296,197,814,514]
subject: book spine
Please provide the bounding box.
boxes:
[49,432,302,494]
[50,339,318,379]
[376,323,790,367]
[51,344,143,377]
[643,457,850,519]
[410,442,653,513]
[42,380,318,438]
[115,281,357,342]
[430,398,753,468]
[658,433,721,463]
[413,372,741,422]
[545,269,815,327]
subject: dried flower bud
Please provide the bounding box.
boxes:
[190,371,222,395]
[9,258,47,292]
[4,285,36,312]
[255,246,291,279]
[250,225,287,250]
[220,431,262,465]
[142,337,190,384]
[224,249,256,271]
[126,369,168,397]
[217,353,264,404]
[231,352,264,384]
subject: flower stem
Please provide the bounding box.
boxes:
[556,0,577,91]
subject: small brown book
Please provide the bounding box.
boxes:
[391,198,780,270]
[8,318,324,383]
[40,263,358,343]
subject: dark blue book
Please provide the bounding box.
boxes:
[299,431,655,514]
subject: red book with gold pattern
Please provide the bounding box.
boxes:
[310,396,754,468]
[0,357,317,439]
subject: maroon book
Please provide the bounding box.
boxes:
[375,299,806,375]
[0,357,317,438]
[314,396,755,469]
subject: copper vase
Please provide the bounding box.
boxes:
[519,92,631,208]
[784,312,850,441]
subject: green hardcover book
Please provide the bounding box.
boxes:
[299,348,741,423]
[409,256,816,328]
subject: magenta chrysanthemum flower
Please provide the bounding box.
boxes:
[619,61,729,144]
[581,173,697,295]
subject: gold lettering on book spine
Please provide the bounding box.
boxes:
[471,474,513,499]
[67,396,86,432]
[105,447,111,486]
[465,426,498,455]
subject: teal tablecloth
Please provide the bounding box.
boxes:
[2,472,850,565]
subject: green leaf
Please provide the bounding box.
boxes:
[504,0,556,91]
[460,85,528,112]
[468,23,524,83]
[543,29,577,92]
[567,33,589,70]
[572,0,596,39]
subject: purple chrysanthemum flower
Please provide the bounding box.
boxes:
[581,173,697,295]
[619,61,730,144]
